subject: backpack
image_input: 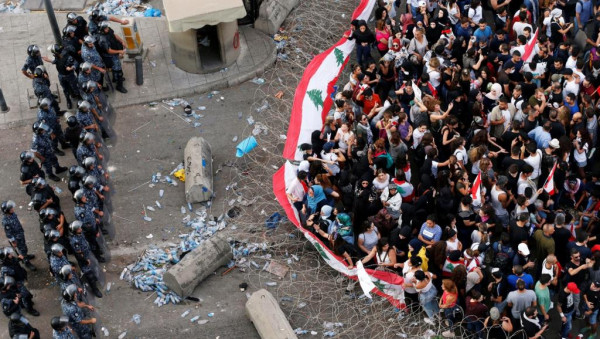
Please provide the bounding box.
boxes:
[492,242,515,273]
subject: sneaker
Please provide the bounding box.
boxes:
[423,317,435,325]
[442,330,455,338]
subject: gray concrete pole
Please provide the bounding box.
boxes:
[135,56,144,85]
[0,89,9,113]
[43,0,62,45]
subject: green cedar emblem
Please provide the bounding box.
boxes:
[313,241,330,260]
[307,89,324,110]
[334,48,344,66]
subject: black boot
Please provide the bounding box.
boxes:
[24,259,37,271]
[115,71,127,93]
[26,307,40,316]
[48,174,61,182]
[90,283,103,298]
[54,148,65,156]
[55,166,68,174]
[26,254,35,260]
[66,97,73,110]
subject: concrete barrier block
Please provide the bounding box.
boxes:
[255,0,300,35]
[163,234,232,297]
[245,289,297,339]
[184,137,213,203]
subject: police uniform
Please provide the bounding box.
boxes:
[52,52,79,103]
[76,143,98,166]
[20,160,45,196]
[97,29,120,71]
[37,106,67,150]
[77,70,98,90]
[62,35,83,65]
[2,214,29,258]
[0,284,33,318]
[74,204,100,253]
[53,328,77,339]
[61,300,92,339]
[81,44,104,83]
[81,186,100,211]
[87,14,107,36]
[31,132,59,176]
[1,258,27,283]
[21,55,43,75]
[50,254,70,277]
[32,77,53,101]
[71,16,88,41]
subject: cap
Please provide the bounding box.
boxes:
[592,244,600,253]
[490,307,501,321]
[549,138,560,149]
[518,243,530,256]
[418,0,426,6]
[388,183,398,190]
[551,74,562,83]
[567,282,581,294]
[323,142,335,152]
[551,8,563,18]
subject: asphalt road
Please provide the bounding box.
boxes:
[0,81,265,338]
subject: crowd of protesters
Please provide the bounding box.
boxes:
[287,0,600,337]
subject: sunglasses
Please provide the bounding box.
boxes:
[393,44,399,47]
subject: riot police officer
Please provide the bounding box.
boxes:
[60,284,96,339]
[77,62,101,92]
[98,21,127,93]
[21,45,43,79]
[37,98,69,153]
[49,244,71,278]
[62,25,83,68]
[73,191,105,262]
[0,275,39,317]
[81,36,106,89]
[88,9,129,36]
[83,80,113,134]
[44,44,80,110]
[30,177,61,213]
[64,115,82,160]
[76,101,104,136]
[57,265,87,299]
[83,156,109,184]
[66,12,88,42]
[18,151,44,197]
[68,166,85,195]
[51,315,77,339]
[69,221,105,295]
[8,312,40,339]
[76,132,101,166]
[1,201,36,270]
[31,122,68,181]
[32,66,62,115]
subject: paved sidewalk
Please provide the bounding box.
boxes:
[0,14,276,127]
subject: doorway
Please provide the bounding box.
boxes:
[197,25,222,70]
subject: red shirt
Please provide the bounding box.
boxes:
[362,94,382,116]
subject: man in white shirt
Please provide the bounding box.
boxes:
[562,68,580,97]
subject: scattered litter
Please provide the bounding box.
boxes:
[198,106,206,111]
[275,91,284,99]
[118,332,127,339]
[101,327,109,336]
[247,116,255,125]
[181,206,186,214]
[147,206,155,212]
[265,281,277,287]
[239,282,248,291]
[181,310,190,318]
[207,312,214,317]
[252,123,269,136]
[88,0,160,17]
[163,98,189,107]
[0,0,29,13]
[236,136,258,157]
[279,134,287,140]
[54,186,63,194]
[132,314,141,325]
[324,331,336,337]
[143,216,152,222]
[295,329,308,335]
[255,101,269,113]
[198,319,209,325]
[265,212,283,229]
[311,331,318,335]
[155,201,162,209]
[106,282,112,293]
[250,77,266,85]
[190,315,200,322]
[146,234,153,239]
[298,302,307,308]
[277,53,289,61]
[232,136,239,143]
[323,322,344,330]
[159,189,165,197]
[265,261,289,278]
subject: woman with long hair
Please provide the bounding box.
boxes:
[573,128,592,179]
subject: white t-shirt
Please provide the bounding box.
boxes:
[574,141,589,163]
[512,21,532,38]
[566,57,577,70]
[428,69,441,88]
[335,130,354,152]
[449,6,460,25]
[524,150,542,179]
[412,129,426,148]
[286,177,305,202]
[543,17,552,37]
[321,151,340,175]
[564,79,580,97]
[468,6,483,23]
[454,147,468,165]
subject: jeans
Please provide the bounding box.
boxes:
[419,286,439,319]
[494,300,508,314]
[444,305,459,327]
[497,213,510,228]
[466,318,484,339]
[561,310,574,337]
[356,44,372,68]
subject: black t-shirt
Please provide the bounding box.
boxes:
[522,118,538,134]
[558,289,575,314]
[587,288,600,312]
[553,227,573,265]
[548,90,564,107]
[501,157,525,172]
[509,221,529,252]
[564,260,586,285]
[550,121,566,140]
[520,82,537,102]
[521,313,542,338]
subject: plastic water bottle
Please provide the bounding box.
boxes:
[181,206,186,214]
[132,314,141,325]
[155,201,162,209]
[118,332,127,339]
[101,327,109,337]
[190,315,200,322]
[265,282,277,287]
[159,189,164,198]
[54,186,62,194]
[181,310,190,318]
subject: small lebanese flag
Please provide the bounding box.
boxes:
[543,162,557,195]
[522,28,540,63]
[471,172,482,203]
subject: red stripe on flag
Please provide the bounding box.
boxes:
[522,28,539,63]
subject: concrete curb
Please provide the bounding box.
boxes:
[0,31,277,130]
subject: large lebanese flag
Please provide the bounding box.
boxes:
[522,28,539,63]
[543,162,557,195]
[471,172,482,203]
[273,0,406,309]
